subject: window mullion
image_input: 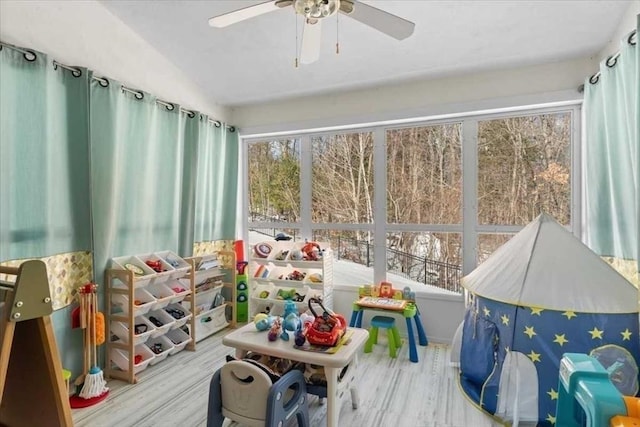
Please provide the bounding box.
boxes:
[462,120,478,275]
[300,135,312,239]
[373,128,386,284]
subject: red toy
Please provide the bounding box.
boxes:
[301,241,321,261]
[305,298,346,347]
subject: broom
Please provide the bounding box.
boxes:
[79,284,109,399]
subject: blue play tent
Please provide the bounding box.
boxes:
[454,214,639,426]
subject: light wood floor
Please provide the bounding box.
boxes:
[72,329,502,427]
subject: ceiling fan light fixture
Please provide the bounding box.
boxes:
[294,0,340,20]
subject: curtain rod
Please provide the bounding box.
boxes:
[579,29,636,92]
[0,40,235,132]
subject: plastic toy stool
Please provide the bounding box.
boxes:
[364,316,402,358]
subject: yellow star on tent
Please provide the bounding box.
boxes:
[562,311,577,320]
[546,414,556,425]
[501,314,509,325]
[547,388,558,400]
[483,306,491,317]
[553,334,568,346]
[530,307,544,316]
[589,327,604,339]
[621,329,632,341]
[527,350,541,363]
[524,326,537,338]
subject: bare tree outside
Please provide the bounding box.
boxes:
[311,132,374,225]
[248,139,301,222]
[246,111,573,293]
[478,114,571,226]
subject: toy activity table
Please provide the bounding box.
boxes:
[222,323,369,427]
[349,296,428,363]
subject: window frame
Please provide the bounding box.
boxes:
[241,102,581,290]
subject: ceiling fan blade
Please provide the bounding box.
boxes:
[343,1,415,40]
[208,1,280,28]
[300,20,322,64]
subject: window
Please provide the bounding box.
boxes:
[244,105,579,294]
[247,138,301,223]
[311,132,374,224]
[478,113,572,226]
[387,124,462,224]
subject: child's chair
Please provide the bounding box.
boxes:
[207,360,310,427]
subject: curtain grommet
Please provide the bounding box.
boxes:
[98,78,110,88]
[628,30,636,46]
[605,56,617,68]
[23,50,37,62]
[589,74,600,85]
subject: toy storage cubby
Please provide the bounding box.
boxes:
[249,241,333,319]
[105,251,195,384]
[183,251,237,345]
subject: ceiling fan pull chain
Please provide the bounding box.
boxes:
[336,9,340,55]
[295,13,300,68]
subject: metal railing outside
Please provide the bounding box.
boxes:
[248,220,462,293]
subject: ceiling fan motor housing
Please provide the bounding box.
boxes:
[293,0,340,19]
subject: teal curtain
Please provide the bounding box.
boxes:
[0,47,91,260]
[584,24,638,269]
[192,117,239,243]
[89,78,191,279]
[1,42,240,377]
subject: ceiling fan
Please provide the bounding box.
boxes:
[208,0,415,65]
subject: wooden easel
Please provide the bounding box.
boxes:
[0,260,73,427]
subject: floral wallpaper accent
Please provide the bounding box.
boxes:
[0,251,93,310]
[193,240,235,268]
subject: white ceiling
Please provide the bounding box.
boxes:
[99,0,631,108]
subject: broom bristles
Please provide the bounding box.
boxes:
[79,367,109,399]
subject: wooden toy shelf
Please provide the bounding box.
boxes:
[184,251,237,344]
[105,251,195,384]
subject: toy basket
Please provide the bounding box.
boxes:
[305,297,346,347]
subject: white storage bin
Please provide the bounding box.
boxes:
[145,309,176,338]
[111,343,155,374]
[147,282,176,310]
[303,287,324,303]
[271,286,305,301]
[137,253,174,284]
[111,256,156,287]
[252,263,275,280]
[111,288,156,317]
[194,254,220,271]
[195,305,228,340]
[111,316,156,345]
[251,300,274,318]
[145,335,174,365]
[165,280,190,304]
[155,250,191,280]
[165,328,192,355]
[164,302,192,329]
[252,283,274,300]
[190,284,224,314]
